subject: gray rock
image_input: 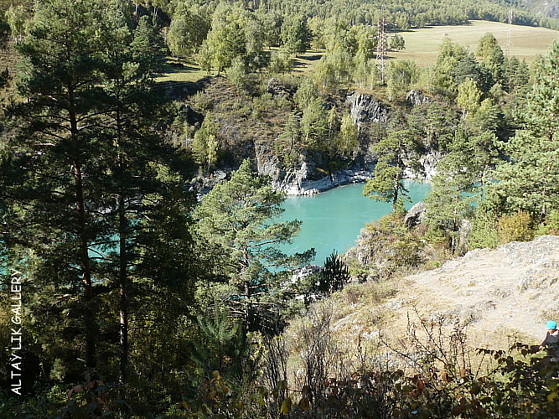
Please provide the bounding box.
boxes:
[267,77,296,98]
[346,92,389,128]
[406,90,431,106]
[404,201,427,227]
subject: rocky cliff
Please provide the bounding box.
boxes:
[186,77,442,195]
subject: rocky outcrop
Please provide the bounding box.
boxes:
[404,201,427,227]
[267,77,297,98]
[258,154,374,195]
[406,89,431,106]
[347,92,389,128]
[399,235,559,346]
[404,150,443,180]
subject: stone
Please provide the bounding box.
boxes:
[404,201,427,227]
[267,77,296,98]
[406,89,430,106]
[346,92,389,127]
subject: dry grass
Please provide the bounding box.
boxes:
[393,20,559,66]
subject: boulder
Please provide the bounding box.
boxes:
[267,78,296,98]
[406,90,430,106]
[346,92,389,128]
[404,201,427,228]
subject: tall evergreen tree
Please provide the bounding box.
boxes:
[193,160,313,332]
[1,0,108,370]
[0,0,198,393]
[364,129,419,210]
[489,40,559,220]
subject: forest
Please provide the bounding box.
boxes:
[1,0,559,417]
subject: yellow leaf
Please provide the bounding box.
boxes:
[280,398,292,415]
[547,391,558,402]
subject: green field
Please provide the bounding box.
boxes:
[156,20,559,83]
[393,20,559,66]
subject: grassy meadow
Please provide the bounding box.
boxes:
[156,20,559,83]
[392,20,559,66]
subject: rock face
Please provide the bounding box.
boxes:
[347,92,389,128]
[406,90,430,106]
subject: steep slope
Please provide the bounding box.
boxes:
[314,235,559,354]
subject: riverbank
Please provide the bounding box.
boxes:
[282,169,375,196]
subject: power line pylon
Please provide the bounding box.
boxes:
[376,10,388,84]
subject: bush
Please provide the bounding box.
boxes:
[497,211,533,244]
[345,213,426,281]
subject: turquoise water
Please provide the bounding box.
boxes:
[277,181,431,265]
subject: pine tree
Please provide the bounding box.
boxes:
[0,0,198,390]
[318,251,351,295]
[1,0,108,370]
[489,40,559,220]
[364,129,419,210]
[193,160,314,332]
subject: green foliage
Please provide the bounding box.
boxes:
[294,77,318,109]
[276,111,302,168]
[312,49,353,91]
[226,55,250,93]
[0,1,199,413]
[192,160,314,332]
[456,77,482,114]
[318,251,351,295]
[386,59,419,101]
[191,306,256,385]
[389,34,405,51]
[489,40,559,219]
[5,4,27,42]
[336,114,359,159]
[166,1,210,57]
[192,114,220,171]
[468,205,499,249]
[364,129,419,210]
[345,212,425,281]
[537,209,559,235]
[476,32,504,84]
[300,97,329,150]
[268,50,292,74]
[198,3,264,73]
[281,14,310,55]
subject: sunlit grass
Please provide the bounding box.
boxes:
[155,57,209,83]
[156,49,327,84]
[393,20,559,66]
[156,20,558,84]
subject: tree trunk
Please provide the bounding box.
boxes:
[116,105,129,387]
[70,87,97,369]
[74,160,97,369]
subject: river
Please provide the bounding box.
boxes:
[277,181,431,265]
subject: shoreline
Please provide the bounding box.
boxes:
[281,169,431,196]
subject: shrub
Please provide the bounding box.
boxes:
[497,211,533,244]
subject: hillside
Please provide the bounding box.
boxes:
[300,235,559,356]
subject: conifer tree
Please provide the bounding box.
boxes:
[193,160,313,332]
[489,40,559,220]
[1,0,108,370]
[364,129,419,210]
[0,0,198,390]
